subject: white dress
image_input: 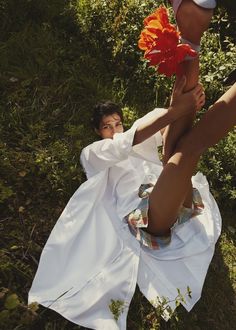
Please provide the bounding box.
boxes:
[28,108,222,330]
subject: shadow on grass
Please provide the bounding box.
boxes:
[127,228,236,329]
[159,236,236,330]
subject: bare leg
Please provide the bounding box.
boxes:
[147,83,236,236]
[162,61,199,207]
[163,0,214,161]
[163,0,214,207]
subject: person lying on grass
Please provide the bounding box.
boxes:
[29,1,236,328]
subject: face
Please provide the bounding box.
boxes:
[96,113,124,139]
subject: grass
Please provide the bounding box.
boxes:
[0,1,235,329]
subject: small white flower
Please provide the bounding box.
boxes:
[9,77,18,83]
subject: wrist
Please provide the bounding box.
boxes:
[167,105,180,122]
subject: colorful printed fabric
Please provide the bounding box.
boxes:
[125,184,204,250]
[176,187,204,226]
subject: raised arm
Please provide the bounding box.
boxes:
[80,123,138,178]
[81,78,204,178]
[133,77,205,145]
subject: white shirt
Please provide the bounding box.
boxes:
[28,108,221,330]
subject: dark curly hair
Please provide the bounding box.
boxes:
[91,101,123,129]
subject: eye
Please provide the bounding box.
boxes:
[102,125,110,130]
[116,122,123,127]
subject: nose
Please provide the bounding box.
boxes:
[110,127,117,138]
[113,126,120,133]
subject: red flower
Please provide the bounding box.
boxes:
[138,7,197,77]
[144,7,171,30]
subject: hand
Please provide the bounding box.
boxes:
[169,76,205,120]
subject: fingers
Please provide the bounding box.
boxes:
[193,82,204,96]
[192,82,205,103]
[194,83,205,110]
[196,95,205,110]
[171,78,206,115]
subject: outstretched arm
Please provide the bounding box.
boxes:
[81,79,204,178]
[133,77,204,145]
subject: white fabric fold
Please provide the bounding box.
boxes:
[28,108,222,329]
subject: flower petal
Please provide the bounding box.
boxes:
[154,29,179,51]
[138,31,156,50]
[153,7,170,27]
[145,49,165,66]
[176,44,197,62]
[158,59,179,77]
[138,6,198,77]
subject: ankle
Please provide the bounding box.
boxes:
[180,37,200,61]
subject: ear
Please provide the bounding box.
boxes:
[95,128,101,136]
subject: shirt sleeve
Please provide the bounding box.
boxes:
[80,107,164,178]
[80,125,137,178]
[130,108,164,164]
